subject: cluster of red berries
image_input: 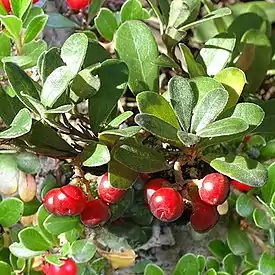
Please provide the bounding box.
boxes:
[44,172,126,227]
[0,0,38,13]
[143,173,253,233]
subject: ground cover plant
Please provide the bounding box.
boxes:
[0,0,275,274]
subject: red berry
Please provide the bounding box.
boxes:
[190,203,219,233]
[231,179,253,192]
[149,187,184,222]
[44,186,86,216]
[42,258,77,275]
[80,199,110,226]
[98,173,126,204]
[243,136,251,144]
[199,173,230,206]
[66,0,90,10]
[1,0,11,12]
[33,0,39,3]
[144,178,170,204]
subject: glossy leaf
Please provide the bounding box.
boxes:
[0,108,32,139]
[261,163,275,203]
[179,43,206,78]
[0,261,12,275]
[121,0,150,23]
[41,66,73,107]
[168,76,195,131]
[0,31,11,68]
[172,253,199,275]
[15,151,41,174]
[210,155,267,187]
[253,208,271,230]
[107,111,133,128]
[208,240,231,259]
[61,33,88,76]
[23,6,44,27]
[44,215,80,236]
[137,91,180,128]
[108,159,138,189]
[214,67,246,110]
[145,264,165,275]
[88,59,128,132]
[80,141,110,167]
[115,20,159,95]
[135,113,179,143]
[95,8,118,41]
[0,15,22,40]
[236,194,254,218]
[70,239,96,263]
[46,12,80,28]
[227,227,251,256]
[0,198,24,227]
[236,29,271,93]
[258,252,275,275]
[19,227,52,251]
[223,254,241,274]
[191,88,228,133]
[113,138,169,173]
[9,242,44,258]
[198,33,236,76]
[197,117,248,137]
[177,131,199,146]
[11,0,31,18]
[154,54,182,71]
[24,14,48,43]
[168,0,190,28]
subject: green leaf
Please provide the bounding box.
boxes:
[172,253,199,275]
[23,6,44,27]
[0,33,11,68]
[11,0,31,18]
[70,240,96,263]
[253,208,271,230]
[23,39,47,68]
[198,33,236,76]
[46,12,80,28]
[236,29,271,93]
[83,39,110,68]
[236,194,254,218]
[0,15,22,40]
[197,117,248,137]
[61,33,88,76]
[4,62,40,111]
[223,254,241,274]
[260,140,275,161]
[0,261,12,275]
[214,67,246,110]
[88,0,104,22]
[179,43,206,78]
[258,252,275,275]
[208,240,230,259]
[100,126,141,140]
[0,198,24,227]
[15,151,41,174]
[45,255,64,266]
[154,54,182,71]
[206,269,217,275]
[115,20,159,95]
[95,8,118,41]
[113,138,169,173]
[0,2,8,15]
[41,66,73,107]
[191,88,228,133]
[70,69,100,100]
[167,0,190,28]
[261,163,275,203]
[206,257,220,271]
[9,242,44,258]
[198,255,206,272]
[121,0,150,22]
[177,131,199,146]
[130,203,153,226]
[88,59,128,132]
[227,227,251,256]
[0,86,24,126]
[19,227,52,251]
[168,76,195,131]
[24,14,48,43]
[2,56,33,69]
[109,189,134,221]
[44,215,80,236]
[108,159,138,189]
[107,111,133,128]
[23,199,41,216]
[80,141,110,167]
[137,91,180,128]
[210,155,267,187]
[135,113,180,143]
[179,8,231,31]
[0,108,32,139]
[44,104,73,114]
[145,264,165,275]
